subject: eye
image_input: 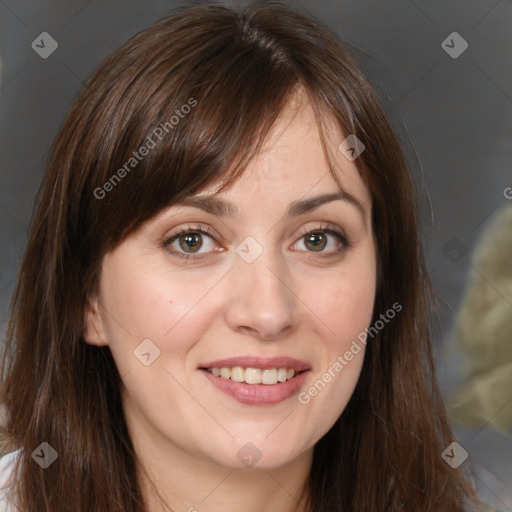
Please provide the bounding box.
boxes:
[162,224,220,259]
[292,224,349,256]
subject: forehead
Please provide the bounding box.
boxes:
[194,93,371,210]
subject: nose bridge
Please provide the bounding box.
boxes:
[225,236,296,340]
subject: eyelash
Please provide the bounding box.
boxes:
[161,222,350,260]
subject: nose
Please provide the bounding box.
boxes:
[224,247,297,341]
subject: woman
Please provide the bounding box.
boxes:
[0,2,483,511]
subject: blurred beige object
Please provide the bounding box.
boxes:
[449,202,512,433]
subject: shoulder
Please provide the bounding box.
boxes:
[0,449,21,512]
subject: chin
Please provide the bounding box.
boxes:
[209,435,311,471]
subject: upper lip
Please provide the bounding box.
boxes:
[199,356,311,372]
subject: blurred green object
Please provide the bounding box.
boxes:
[449,202,512,433]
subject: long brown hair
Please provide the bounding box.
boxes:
[0,2,478,510]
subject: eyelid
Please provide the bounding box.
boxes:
[163,222,217,242]
[294,222,347,241]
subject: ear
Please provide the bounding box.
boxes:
[83,296,108,346]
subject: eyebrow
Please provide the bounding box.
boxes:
[180,191,367,222]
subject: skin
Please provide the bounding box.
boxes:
[84,91,377,512]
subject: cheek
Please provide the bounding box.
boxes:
[294,251,376,430]
[98,255,228,375]
[309,274,375,384]
[295,310,373,447]
[304,256,377,350]
[99,264,181,357]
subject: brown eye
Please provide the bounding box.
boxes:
[179,232,203,253]
[293,227,349,256]
[304,232,327,252]
[163,226,218,259]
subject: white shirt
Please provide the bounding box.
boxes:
[0,450,20,512]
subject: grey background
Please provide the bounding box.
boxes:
[1,0,511,509]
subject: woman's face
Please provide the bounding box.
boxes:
[85,94,376,471]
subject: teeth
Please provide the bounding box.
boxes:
[262,368,277,384]
[245,368,261,384]
[231,367,244,382]
[277,368,288,382]
[207,366,298,385]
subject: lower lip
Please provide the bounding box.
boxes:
[200,369,310,406]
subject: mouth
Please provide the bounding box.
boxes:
[198,356,311,405]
